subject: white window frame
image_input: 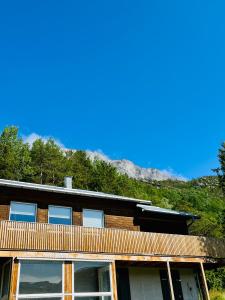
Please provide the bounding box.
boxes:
[82,209,105,228]
[9,201,37,223]
[72,260,113,300]
[48,205,72,225]
[16,259,64,300]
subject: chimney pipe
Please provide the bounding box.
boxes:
[64,176,73,189]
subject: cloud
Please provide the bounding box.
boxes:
[23,133,65,149]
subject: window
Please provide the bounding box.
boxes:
[16,260,113,300]
[17,260,63,299]
[48,205,72,225]
[10,202,36,222]
[73,261,112,300]
[83,209,104,228]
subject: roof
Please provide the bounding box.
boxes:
[137,204,199,219]
[0,179,151,205]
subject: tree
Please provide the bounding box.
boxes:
[31,138,65,185]
[90,160,122,194]
[65,150,93,189]
[0,126,32,180]
[214,142,225,194]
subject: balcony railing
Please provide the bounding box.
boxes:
[0,221,224,259]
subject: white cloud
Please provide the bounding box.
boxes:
[23,133,65,149]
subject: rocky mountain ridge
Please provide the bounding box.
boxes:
[85,150,186,181]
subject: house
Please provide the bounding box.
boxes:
[0,177,224,300]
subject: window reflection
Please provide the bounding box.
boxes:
[48,206,72,225]
[19,261,62,294]
[74,261,110,293]
[10,202,36,222]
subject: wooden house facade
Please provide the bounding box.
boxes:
[0,177,224,300]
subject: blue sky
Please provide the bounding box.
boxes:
[0,0,225,179]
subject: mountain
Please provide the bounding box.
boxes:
[85,150,186,181]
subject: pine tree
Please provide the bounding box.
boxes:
[214,142,225,194]
[65,150,93,189]
[31,138,65,185]
[0,126,32,180]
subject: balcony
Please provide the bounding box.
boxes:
[0,221,224,259]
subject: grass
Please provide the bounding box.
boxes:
[210,290,225,300]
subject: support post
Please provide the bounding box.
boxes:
[166,261,175,300]
[9,258,19,300]
[64,261,72,300]
[200,262,210,300]
[111,261,118,300]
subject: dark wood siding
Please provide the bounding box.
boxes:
[0,186,139,231]
[105,215,140,231]
[0,203,9,221]
[0,186,189,234]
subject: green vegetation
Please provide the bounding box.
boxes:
[214,142,225,194]
[209,290,225,300]
[0,126,225,289]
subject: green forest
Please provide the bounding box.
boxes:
[0,126,225,297]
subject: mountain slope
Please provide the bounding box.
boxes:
[85,150,186,181]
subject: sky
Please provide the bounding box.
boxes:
[0,0,225,179]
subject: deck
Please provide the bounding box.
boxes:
[0,221,224,259]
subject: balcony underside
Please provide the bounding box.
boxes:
[0,221,224,262]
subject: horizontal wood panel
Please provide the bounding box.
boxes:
[0,221,224,259]
[105,215,140,231]
[0,204,9,221]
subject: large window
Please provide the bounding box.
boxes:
[73,261,112,300]
[83,209,104,228]
[17,260,63,299]
[16,260,113,300]
[48,205,72,225]
[10,202,36,222]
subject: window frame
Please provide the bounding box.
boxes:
[16,259,64,300]
[82,209,105,228]
[72,260,113,300]
[48,205,73,226]
[9,201,37,223]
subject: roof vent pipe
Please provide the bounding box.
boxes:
[64,176,73,189]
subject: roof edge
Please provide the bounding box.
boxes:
[137,204,200,219]
[0,179,151,205]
